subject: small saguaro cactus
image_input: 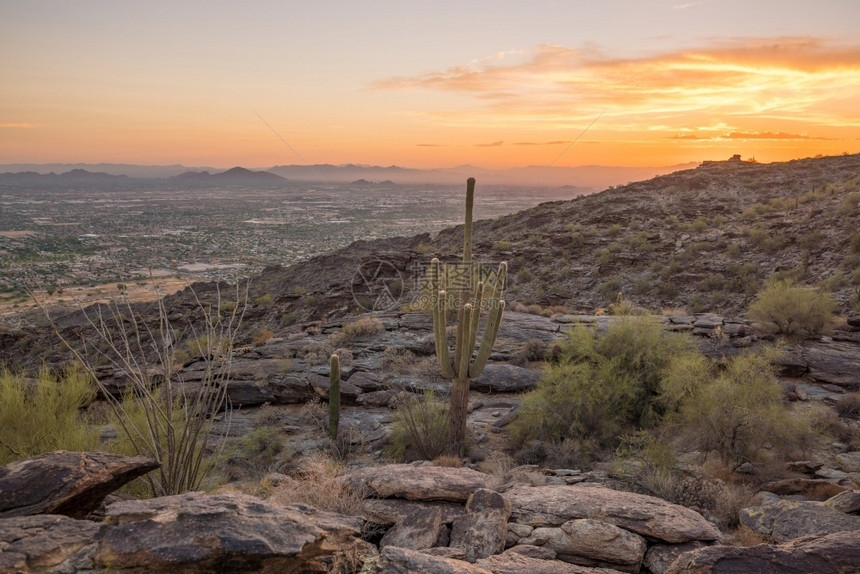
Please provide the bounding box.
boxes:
[328,354,341,439]
[430,177,507,457]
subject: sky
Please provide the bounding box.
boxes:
[1,0,859,170]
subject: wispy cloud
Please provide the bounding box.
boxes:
[475,141,504,147]
[0,122,34,128]
[513,140,569,146]
[669,131,835,140]
[416,143,448,147]
[673,0,712,10]
[372,37,860,133]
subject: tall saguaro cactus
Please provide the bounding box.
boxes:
[431,178,507,457]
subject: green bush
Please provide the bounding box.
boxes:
[674,349,818,464]
[510,317,697,450]
[0,368,99,464]
[748,279,837,337]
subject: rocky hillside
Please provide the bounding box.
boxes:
[236,153,860,329]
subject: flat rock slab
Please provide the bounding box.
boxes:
[0,514,101,573]
[507,485,720,544]
[802,341,860,389]
[471,364,542,393]
[739,499,860,542]
[476,549,627,573]
[665,530,860,574]
[96,492,363,572]
[362,498,468,526]
[521,519,646,573]
[344,464,489,502]
[367,546,491,573]
[0,451,159,519]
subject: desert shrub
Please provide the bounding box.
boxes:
[515,268,533,283]
[493,240,513,250]
[674,349,818,465]
[254,293,274,306]
[381,346,416,372]
[0,368,99,464]
[819,274,847,292]
[252,328,275,346]
[836,392,860,420]
[223,425,288,481]
[747,279,837,337]
[510,317,696,450]
[301,342,334,365]
[386,391,449,461]
[598,277,622,301]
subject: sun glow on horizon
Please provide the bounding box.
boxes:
[1,3,859,170]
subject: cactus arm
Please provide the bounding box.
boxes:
[458,304,473,379]
[433,291,455,379]
[328,354,341,439]
[469,299,506,378]
[466,281,484,358]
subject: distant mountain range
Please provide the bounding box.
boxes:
[0,166,287,189]
[0,161,699,190]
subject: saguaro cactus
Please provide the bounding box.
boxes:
[328,354,341,439]
[430,178,507,457]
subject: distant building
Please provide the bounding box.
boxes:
[728,154,743,162]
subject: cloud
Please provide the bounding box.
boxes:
[513,140,569,146]
[416,143,448,147]
[372,37,860,131]
[0,122,34,128]
[673,0,712,9]
[669,131,834,140]
[475,141,504,147]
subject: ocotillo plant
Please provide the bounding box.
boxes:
[430,177,507,457]
[328,354,341,439]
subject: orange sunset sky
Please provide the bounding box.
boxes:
[1,1,859,170]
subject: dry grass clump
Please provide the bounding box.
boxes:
[301,341,335,366]
[328,316,385,346]
[268,453,367,517]
[386,391,450,461]
[381,346,416,372]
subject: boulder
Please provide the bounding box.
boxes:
[520,520,646,573]
[802,341,860,389]
[476,548,627,573]
[824,490,860,514]
[450,488,512,562]
[835,452,860,473]
[739,499,860,542]
[379,507,442,550]
[366,546,491,573]
[643,542,709,574]
[94,492,365,572]
[0,451,159,519]
[507,485,720,543]
[471,364,542,393]
[0,514,101,573]
[665,530,860,574]
[343,464,489,502]
[760,478,846,501]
